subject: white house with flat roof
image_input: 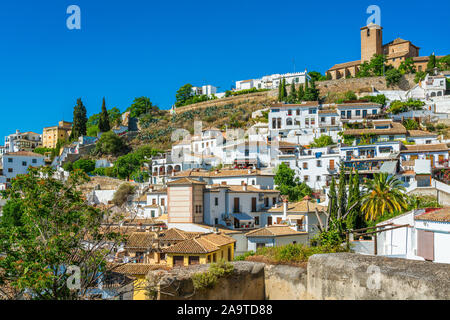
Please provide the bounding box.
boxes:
[235,71,310,91]
[1,151,45,183]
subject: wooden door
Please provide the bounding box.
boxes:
[267,216,272,225]
[417,230,434,261]
[234,198,240,213]
[329,159,335,170]
[252,198,257,212]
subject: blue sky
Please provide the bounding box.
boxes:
[0,0,449,141]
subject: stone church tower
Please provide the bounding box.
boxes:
[360,23,383,63]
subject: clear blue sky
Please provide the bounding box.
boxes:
[0,0,449,141]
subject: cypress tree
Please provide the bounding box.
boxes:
[297,84,304,102]
[337,162,347,221]
[278,80,283,102]
[287,81,297,103]
[328,177,338,224]
[99,97,111,133]
[281,78,287,100]
[70,98,88,140]
[426,53,437,73]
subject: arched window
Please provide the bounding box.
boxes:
[437,91,443,96]
[431,92,436,97]
[286,118,293,126]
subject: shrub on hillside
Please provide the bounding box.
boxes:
[112,183,136,206]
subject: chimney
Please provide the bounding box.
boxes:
[282,197,288,220]
[248,169,251,174]
[215,169,219,174]
[242,182,247,191]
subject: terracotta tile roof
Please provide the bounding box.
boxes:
[344,122,407,136]
[3,151,44,157]
[159,228,202,241]
[327,60,361,71]
[246,226,305,237]
[415,207,450,223]
[412,56,444,62]
[162,232,235,254]
[201,233,236,247]
[401,143,449,153]
[275,141,299,148]
[167,177,207,185]
[108,263,160,275]
[407,130,437,137]
[268,200,326,213]
[125,232,155,250]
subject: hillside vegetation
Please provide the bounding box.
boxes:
[131,92,277,150]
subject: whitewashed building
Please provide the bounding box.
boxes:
[235,71,310,91]
[0,151,45,183]
[4,130,42,153]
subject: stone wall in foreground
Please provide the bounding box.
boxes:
[307,253,450,300]
[149,253,450,300]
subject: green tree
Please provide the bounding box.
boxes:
[336,162,347,227]
[72,159,96,174]
[98,97,111,133]
[0,167,126,300]
[346,170,364,230]
[287,81,297,103]
[69,98,88,140]
[310,135,334,148]
[126,97,153,118]
[361,173,408,221]
[303,79,319,101]
[327,177,338,222]
[438,55,450,70]
[297,84,304,102]
[403,119,419,130]
[414,71,427,83]
[274,163,311,201]
[398,57,416,74]
[95,131,128,156]
[175,84,193,107]
[426,53,437,73]
[385,68,402,87]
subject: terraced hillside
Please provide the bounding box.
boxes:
[130,91,277,150]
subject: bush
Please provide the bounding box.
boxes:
[34,147,53,155]
[112,183,136,206]
[234,251,255,261]
[385,68,402,87]
[192,260,234,291]
[95,131,128,156]
[62,161,73,172]
[72,159,96,174]
[92,167,106,176]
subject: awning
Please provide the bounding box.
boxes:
[379,160,398,175]
[232,212,254,221]
[287,215,304,220]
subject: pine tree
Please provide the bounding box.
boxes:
[281,78,287,101]
[304,78,309,91]
[70,98,88,140]
[99,97,111,133]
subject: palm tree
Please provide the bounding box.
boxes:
[361,173,408,221]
